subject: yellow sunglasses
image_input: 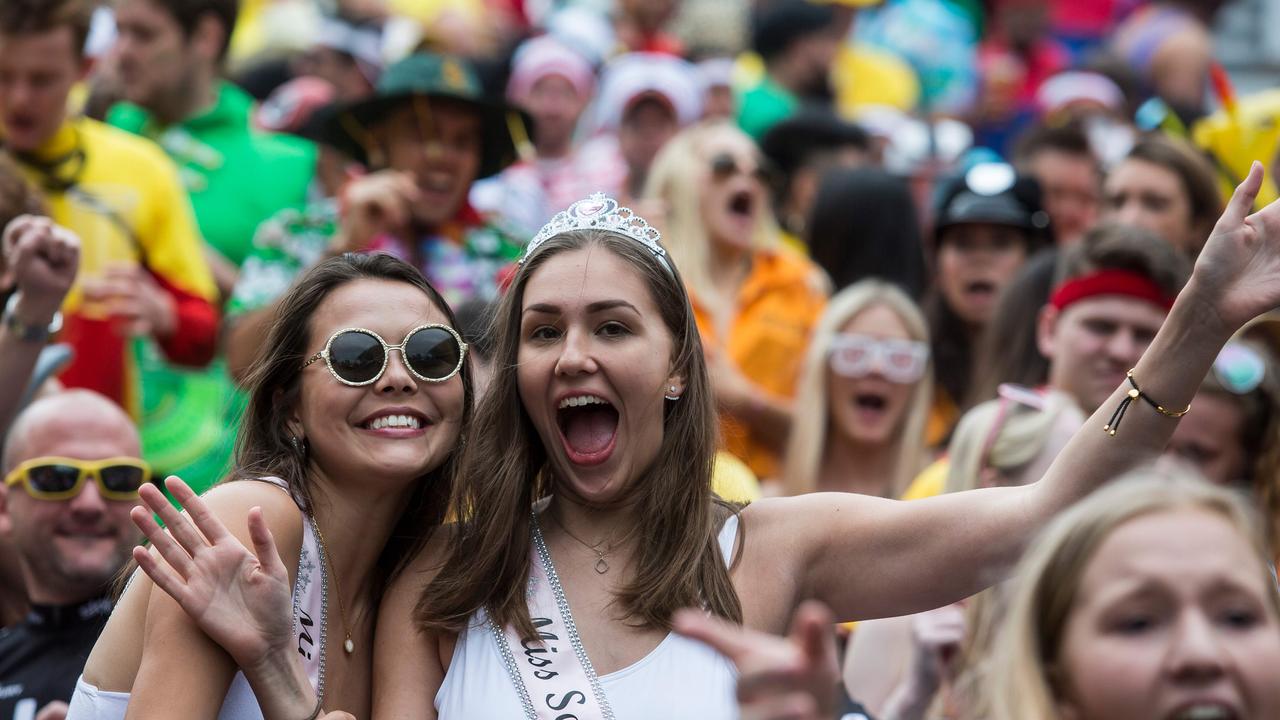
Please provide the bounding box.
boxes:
[4,456,152,501]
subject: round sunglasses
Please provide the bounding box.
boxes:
[302,325,468,386]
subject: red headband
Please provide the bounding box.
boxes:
[1049,269,1176,312]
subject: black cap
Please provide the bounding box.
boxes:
[933,163,1053,244]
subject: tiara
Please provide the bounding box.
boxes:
[522,193,669,269]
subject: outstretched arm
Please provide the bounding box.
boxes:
[749,163,1280,624]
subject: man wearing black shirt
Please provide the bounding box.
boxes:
[0,390,144,719]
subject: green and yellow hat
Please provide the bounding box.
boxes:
[317,52,527,178]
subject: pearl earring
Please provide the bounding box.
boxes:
[664,385,680,401]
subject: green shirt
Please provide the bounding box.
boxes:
[107,82,316,266]
[107,82,316,495]
[736,76,798,140]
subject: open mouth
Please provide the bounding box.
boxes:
[964,280,997,298]
[1167,703,1239,720]
[556,394,619,466]
[855,393,887,411]
[728,190,754,218]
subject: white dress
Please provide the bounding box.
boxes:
[434,515,742,719]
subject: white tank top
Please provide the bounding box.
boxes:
[66,478,330,720]
[435,514,742,719]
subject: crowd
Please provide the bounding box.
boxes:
[2,0,1280,718]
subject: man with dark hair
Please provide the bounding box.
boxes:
[737,0,852,139]
[1013,122,1102,247]
[106,0,317,494]
[1037,222,1191,414]
[0,0,219,420]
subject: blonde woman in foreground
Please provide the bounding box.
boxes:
[681,469,1280,720]
[981,470,1280,720]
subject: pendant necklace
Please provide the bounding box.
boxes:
[313,523,355,654]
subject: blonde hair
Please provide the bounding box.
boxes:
[982,470,1280,720]
[643,121,781,320]
[944,390,1081,494]
[782,280,932,498]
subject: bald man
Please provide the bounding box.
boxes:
[0,390,146,720]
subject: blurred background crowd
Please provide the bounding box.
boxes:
[4,0,1280,717]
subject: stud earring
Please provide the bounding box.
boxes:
[665,385,681,401]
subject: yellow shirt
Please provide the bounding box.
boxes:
[902,457,950,501]
[17,118,217,413]
[693,249,828,479]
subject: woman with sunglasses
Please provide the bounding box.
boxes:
[644,121,829,481]
[781,279,933,498]
[66,252,472,719]
[130,165,1280,718]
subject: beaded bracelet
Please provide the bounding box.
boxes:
[1103,369,1191,436]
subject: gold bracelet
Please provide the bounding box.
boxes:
[1103,369,1191,436]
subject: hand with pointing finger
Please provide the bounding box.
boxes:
[675,601,840,720]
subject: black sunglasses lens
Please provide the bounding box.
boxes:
[100,465,146,493]
[405,328,462,380]
[710,153,737,179]
[328,331,385,383]
[27,464,81,494]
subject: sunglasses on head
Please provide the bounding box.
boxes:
[1213,343,1267,395]
[709,152,772,184]
[303,325,468,386]
[828,334,930,384]
[4,456,151,501]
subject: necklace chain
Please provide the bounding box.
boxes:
[548,509,634,575]
[312,522,355,654]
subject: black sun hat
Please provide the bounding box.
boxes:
[315,52,529,178]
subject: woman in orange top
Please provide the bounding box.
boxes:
[645,122,828,478]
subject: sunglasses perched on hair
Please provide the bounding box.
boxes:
[303,325,468,386]
[709,152,773,184]
[4,456,152,501]
[829,334,930,384]
[978,384,1051,479]
[1214,343,1266,395]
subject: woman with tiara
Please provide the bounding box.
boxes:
[133,163,1280,718]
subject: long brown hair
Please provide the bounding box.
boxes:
[235,252,472,593]
[417,229,742,640]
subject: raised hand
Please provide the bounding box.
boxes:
[906,603,967,696]
[1190,162,1280,331]
[334,170,421,253]
[80,263,177,339]
[2,215,79,323]
[131,477,294,670]
[675,601,839,720]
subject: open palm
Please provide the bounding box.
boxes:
[1191,162,1280,331]
[132,477,294,670]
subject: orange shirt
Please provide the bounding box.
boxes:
[693,249,828,478]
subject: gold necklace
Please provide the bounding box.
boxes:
[549,511,626,574]
[312,522,355,654]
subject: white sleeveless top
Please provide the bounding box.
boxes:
[435,514,742,719]
[66,478,330,720]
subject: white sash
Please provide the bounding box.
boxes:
[490,519,615,720]
[293,513,327,701]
